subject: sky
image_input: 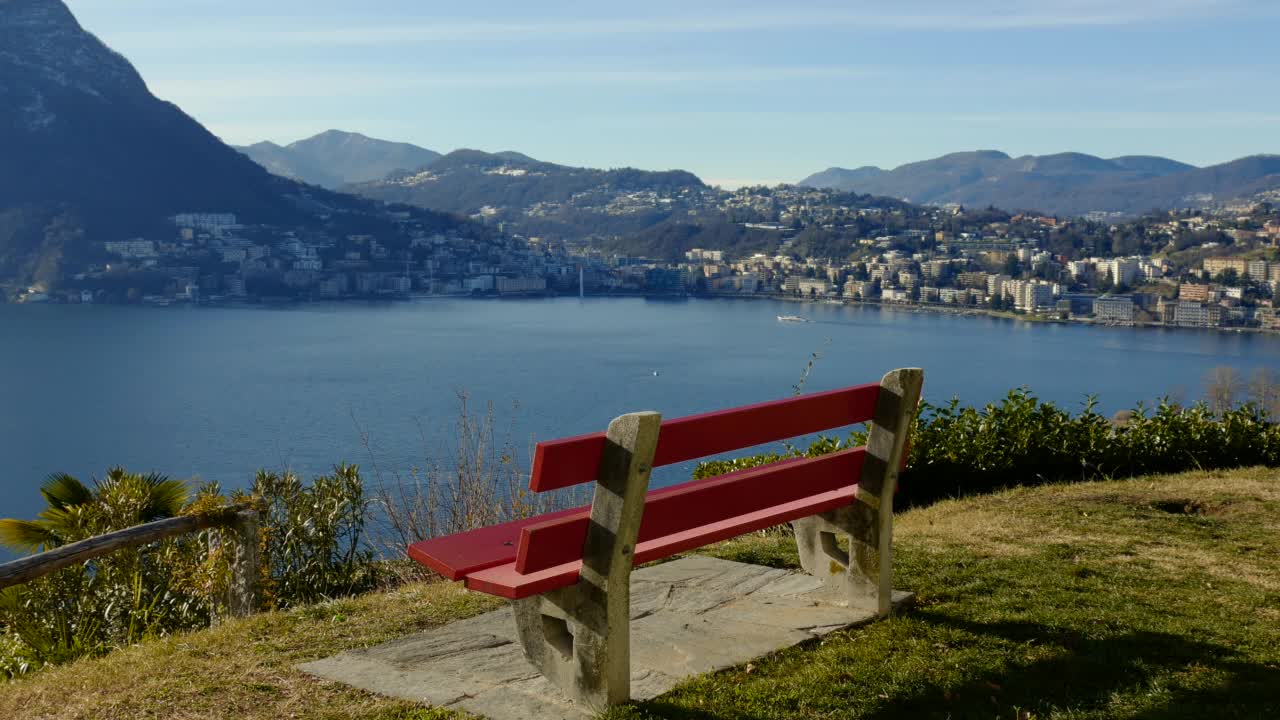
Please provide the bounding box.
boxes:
[64,0,1280,187]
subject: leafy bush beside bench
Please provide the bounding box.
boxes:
[696,390,1280,508]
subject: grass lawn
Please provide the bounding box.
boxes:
[2,468,1277,719]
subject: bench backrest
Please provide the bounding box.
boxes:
[517,448,865,573]
[530,382,881,491]
[517,382,888,574]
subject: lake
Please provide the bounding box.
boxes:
[3,297,1279,540]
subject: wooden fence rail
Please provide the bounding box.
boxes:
[0,506,261,618]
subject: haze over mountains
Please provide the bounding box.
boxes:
[799,151,1280,217]
[352,149,704,214]
[239,131,1280,221]
[235,132,708,215]
[350,148,712,242]
[235,131,442,189]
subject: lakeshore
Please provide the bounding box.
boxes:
[12,287,1275,339]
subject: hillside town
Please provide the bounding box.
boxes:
[7,187,1280,333]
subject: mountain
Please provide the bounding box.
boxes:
[349,148,712,240]
[0,0,301,282]
[0,0,478,288]
[1107,155,1197,175]
[798,166,885,191]
[0,0,319,225]
[236,130,441,189]
[798,151,1279,216]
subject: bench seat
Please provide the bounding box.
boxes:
[465,482,859,598]
[406,507,583,581]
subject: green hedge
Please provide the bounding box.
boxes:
[695,389,1280,508]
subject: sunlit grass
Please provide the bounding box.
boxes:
[2,468,1277,719]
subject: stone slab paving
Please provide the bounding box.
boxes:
[300,555,911,720]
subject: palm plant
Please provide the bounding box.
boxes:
[0,469,189,552]
[0,469,197,678]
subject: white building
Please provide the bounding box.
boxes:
[1247,260,1269,283]
[1094,295,1135,323]
[1174,301,1220,328]
[797,278,833,296]
[988,274,1011,297]
[685,248,724,262]
[1107,258,1141,287]
[921,260,951,281]
[104,239,157,258]
[845,280,877,299]
[1011,281,1054,311]
[496,276,547,294]
[1067,260,1091,279]
[172,213,238,233]
[463,275,495,293]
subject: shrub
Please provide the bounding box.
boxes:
[695,389,1280,509]
[0,464,379,678]
[246,465,380,609]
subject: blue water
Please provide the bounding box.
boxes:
[3,297,1278,543]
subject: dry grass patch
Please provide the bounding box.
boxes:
[899,468,1280,599]
[0,581,499,720]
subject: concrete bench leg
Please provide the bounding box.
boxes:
[792,503,883,612]
[793,368,923,617]
[513,411,661,711]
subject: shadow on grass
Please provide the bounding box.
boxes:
[870,614,1280,720]
[626,614,1280,720]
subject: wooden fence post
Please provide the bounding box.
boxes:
[209,508,261,620]
[227,509,260,618]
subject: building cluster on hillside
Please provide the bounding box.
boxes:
[9,183,1280,338]
[10,211,567,305]
[565,201,1280,333]
[626,244,1280,331]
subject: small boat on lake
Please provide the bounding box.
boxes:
[777,315,809,322]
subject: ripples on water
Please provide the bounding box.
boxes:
[2,297,1278,528]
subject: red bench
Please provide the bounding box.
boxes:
[408,368,923,710]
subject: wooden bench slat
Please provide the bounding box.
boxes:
[530,383,880,491]
[464,484,859,599]
[406,506,586,580]
[406,454,813,580]
[516,448,864,574]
